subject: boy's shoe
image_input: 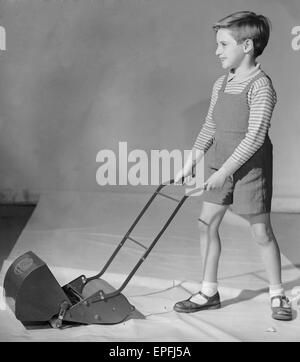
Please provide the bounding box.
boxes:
[271,295,292,321]
[173,291,221,313]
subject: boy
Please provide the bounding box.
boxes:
[174,11,292,321]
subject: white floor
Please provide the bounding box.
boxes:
[1,190,300,341]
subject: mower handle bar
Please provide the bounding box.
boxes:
[84,177,191,300]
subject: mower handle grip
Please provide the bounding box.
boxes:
[164,164,196,186]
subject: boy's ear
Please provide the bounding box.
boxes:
[243,39,254,54]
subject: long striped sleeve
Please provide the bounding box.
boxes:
[221,76,277,175]
[193,76,225,152]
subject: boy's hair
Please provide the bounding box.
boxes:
[213,11,271,57]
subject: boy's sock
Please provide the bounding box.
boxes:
[269,284,289,307]
[190,281,218,304]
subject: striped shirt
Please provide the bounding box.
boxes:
[193,65,277,175]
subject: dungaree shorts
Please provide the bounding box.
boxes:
[202,72,273,217]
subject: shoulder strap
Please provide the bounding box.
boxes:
[219,74,228,93]
[243,70,268,94]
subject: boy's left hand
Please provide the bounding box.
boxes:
[204,168,227,191]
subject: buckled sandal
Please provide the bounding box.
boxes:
[173,291,221,313]
[271,295,292,321]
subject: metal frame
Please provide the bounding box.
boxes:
[64,179,188,301]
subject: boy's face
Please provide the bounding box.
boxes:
[215,28,246,71]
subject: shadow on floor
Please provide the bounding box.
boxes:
[0,204,36,270]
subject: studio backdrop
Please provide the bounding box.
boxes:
[0,0,299,210]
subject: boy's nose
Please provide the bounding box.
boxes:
[215,47,222,56]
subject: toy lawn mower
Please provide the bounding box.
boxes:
[4,179,191,328]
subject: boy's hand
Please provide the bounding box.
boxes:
[204,168,227,191]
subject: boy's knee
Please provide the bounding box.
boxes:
[251,224,273,246]
[198,217,219,235]
[198,204,227,235]
[198,217,209,233]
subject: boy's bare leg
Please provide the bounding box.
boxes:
[190,202,228,304]
[250,213,282,286]
[249,213,292,320]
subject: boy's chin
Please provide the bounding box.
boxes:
[220,62,230,69]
